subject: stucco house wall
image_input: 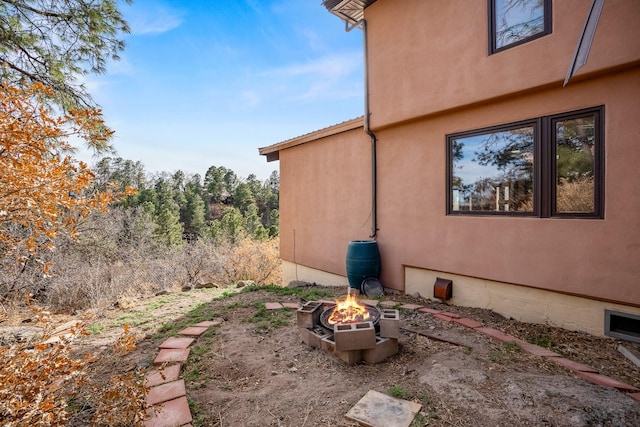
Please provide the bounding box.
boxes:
[278,119,372,283]
[260,0,640,335]
[375,68,640,303]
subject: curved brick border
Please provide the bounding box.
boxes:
[413,305,640,400]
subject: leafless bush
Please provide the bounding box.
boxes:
[211,237,281,285]
[1,206,282,312]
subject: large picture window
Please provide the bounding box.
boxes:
[447,107,604,218]
[489,0,552,53]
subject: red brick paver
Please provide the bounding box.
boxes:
[545,356,598,373]
[193,319,222,327]
[145,364,182,387]
[476,327,525,344]
[575,371,640,392]
[144,396,192,427]
[451,317,483,329]
[418,307,442,315]
[177,326,208,337]
[159,337,195,349]
[147,379,187,406]
[519,342,559,358]
[281,302,300,309]
[628,393,640,402]
[433,313,455,322]
[153,348,190,365]
[265,302,283,310]
[439,311,461,319]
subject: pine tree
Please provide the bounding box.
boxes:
[243,204,267,240]
[0,0,131,112]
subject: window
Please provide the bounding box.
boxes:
[489,0,552,53]
[447,107,604,218]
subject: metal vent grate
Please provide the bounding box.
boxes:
[604,309,640,344]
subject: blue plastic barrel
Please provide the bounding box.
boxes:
[345,240,381,291]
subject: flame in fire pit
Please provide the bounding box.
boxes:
[326,293,370,325]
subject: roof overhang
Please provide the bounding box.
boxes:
[258,117,364,162]
[322,0,378,27]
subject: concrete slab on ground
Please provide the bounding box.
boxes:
[345,390,421,427]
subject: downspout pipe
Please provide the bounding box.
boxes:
[357,19,378,239]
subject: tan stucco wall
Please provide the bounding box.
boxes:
[366,0,640,128]
[281,260,348,288]
[405,266,640,337]
[278,128,374,278]
[374,68,640,305]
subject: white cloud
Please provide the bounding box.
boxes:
[127,4,184,36]
[267,53,363,101]
[277,53,360,79]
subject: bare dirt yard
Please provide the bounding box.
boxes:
[4,284,640,426]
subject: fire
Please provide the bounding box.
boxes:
[327,293,370,325]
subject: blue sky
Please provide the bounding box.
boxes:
[80,0,364,180]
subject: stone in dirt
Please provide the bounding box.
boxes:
[345,389,421,427]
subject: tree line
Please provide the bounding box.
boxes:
[91,157,280,244]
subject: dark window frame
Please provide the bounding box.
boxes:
[548,107,605,218]
[488,0,553,54]
[446,106,605,219]
[445,119,540,217]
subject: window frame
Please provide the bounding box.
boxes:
[446,106,605,219]
[548,107,605,218]
[445,119,540,217]
[488,0,553,54]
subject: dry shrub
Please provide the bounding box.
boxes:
[215,237,281,285]
[0,301,147,426]
[2,223,282,313]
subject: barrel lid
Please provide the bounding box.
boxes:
[361,277,384,298]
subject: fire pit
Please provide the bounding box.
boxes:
[319,293,381,331]
[297,295,400,365]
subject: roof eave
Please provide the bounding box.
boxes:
[258,116,364,161]
[322,0,378,26]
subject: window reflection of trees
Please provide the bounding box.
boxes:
[495,0,545,49]
[452,126,534,213]
[555,117,595,213]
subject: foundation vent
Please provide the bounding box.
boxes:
[604,309,640,344]
[433,278,453,301]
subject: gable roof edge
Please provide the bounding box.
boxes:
[259,116,364,159]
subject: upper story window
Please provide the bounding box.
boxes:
[489,0,552,53]
[447,106,604,218]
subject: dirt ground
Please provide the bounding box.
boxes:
[3,285,640,426]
